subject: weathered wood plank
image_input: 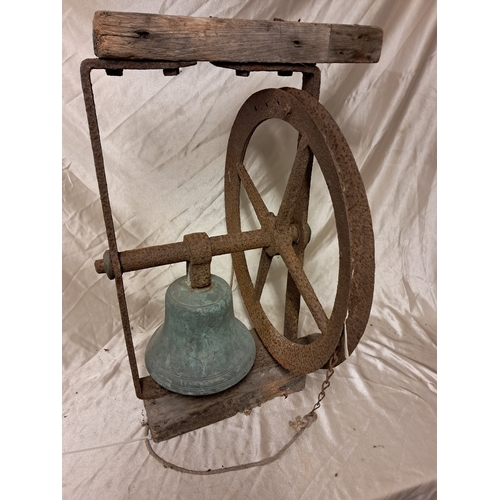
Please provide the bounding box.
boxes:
[93,11,383,64]
[143,330,307,442]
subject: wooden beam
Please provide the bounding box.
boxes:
[93,11,383,64]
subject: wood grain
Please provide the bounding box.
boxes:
[143,330,307,442]
[93,11,383,64]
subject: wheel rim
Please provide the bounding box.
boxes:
[225,88,374,373]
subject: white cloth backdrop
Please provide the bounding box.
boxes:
[62,1,436,498]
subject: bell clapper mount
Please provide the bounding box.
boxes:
[82,11,379,456]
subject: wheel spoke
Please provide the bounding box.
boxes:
[281,134,313,340]
[276,134,310,227]
[283,272,301,340]
[254,249,273,300]
[236,162,270,226]
[277,241,330,335]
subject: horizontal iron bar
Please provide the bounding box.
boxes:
[95,228,275,278]
[81,58,197,73]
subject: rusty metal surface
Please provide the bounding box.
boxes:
[183,232,212,289]
[81,56,373,395]
[80,58,323,398]
[81,58,197,73]
[81,58,196,399]
[215,65,321,348]
[211,62,317,74]
[224,87,375,374]
[280,115,315,343]
[212,62,321,99]
[285,88,375,364]
[81,59,142,399]
[94,228,273,278]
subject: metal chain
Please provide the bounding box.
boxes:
[145,350,339,474]
[288,351,338,432]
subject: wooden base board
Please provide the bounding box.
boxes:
[143,330,306,442]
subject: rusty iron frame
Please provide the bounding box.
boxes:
[80,58,349,399]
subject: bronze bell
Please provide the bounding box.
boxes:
[145,273,256,396]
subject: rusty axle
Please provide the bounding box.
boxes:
[95,227,301,279]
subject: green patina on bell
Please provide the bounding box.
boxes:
[145,274,256,396]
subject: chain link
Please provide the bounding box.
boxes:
[288,351,338,432]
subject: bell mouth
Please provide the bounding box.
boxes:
[145,274,256,396]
